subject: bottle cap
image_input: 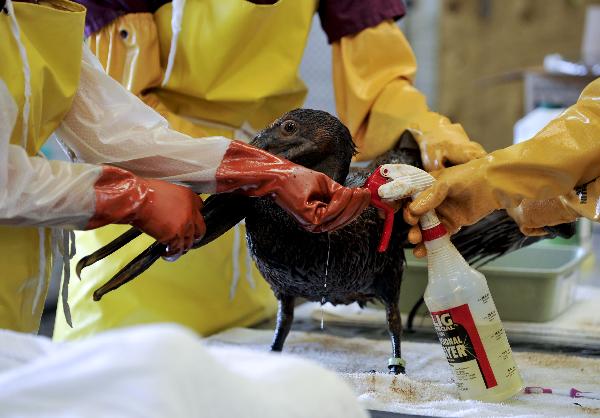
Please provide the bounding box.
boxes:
[422,224,447,241]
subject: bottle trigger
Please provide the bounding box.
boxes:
[364,166,395,252]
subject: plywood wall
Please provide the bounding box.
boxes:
[437,0,597,151]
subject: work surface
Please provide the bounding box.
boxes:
[208,327,600,418]
[311,284,600,356]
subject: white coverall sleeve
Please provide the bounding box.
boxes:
[0,324,368,418]
[0,80,100,229]
[56,46,232,194]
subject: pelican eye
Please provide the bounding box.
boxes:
[281,120,298,136]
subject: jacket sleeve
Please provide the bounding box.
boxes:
[0,79,100,228]
[318,0,406,44]
[409,77,600,235]
[0,145,101,228]
[479,77,600,207]
[332,20,485,166]
[56,45,233,194]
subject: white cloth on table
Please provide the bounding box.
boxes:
[208,327,600,418]
[0,324,367,418]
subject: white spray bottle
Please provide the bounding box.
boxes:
[365,164,523,402]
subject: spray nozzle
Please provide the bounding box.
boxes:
[364,164,443,252]
[364,167,396,252]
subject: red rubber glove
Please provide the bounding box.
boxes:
[87,166,206,256]
[216,141,371,232]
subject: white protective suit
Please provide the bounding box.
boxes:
[2,45,232,228]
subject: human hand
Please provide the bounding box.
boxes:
[415,132,486,172]
[403,159,501,257]
[88,166,206,257]
[506,198,579,237]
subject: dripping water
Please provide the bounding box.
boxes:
[321,232,332,330]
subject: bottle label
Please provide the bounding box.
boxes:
[431,304,498,390]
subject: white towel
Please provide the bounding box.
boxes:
[0,324,367,418]
[208,328,600,418]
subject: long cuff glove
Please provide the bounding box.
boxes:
[508,177,600,236]
[215,141,371,232]
[409,78,600,234]
[88,166,206,255]
[332,20,486,167]
[507,198,580,236]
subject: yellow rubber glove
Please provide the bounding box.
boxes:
[506,198,579,236]
[409,78,600,242]
[508,176,600,235]
[563,178,600,222]
[332,20,486,168]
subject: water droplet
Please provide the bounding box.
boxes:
[325,232,331,278]
[321,233,332,330]
[320,296,326,329]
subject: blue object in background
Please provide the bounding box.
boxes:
[40,136,69,161]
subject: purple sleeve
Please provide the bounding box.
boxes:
[75,0,170,36]
[318,0,406,44]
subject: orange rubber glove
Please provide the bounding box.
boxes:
[215,141,371,232]
[87,166,206,255]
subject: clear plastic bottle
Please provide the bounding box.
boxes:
[373,163,524,401]
[422,213,524,402]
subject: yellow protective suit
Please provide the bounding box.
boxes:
[0,0,85,332]
[54,0,318,340]
[410,78,600,235]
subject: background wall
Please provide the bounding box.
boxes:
[437,0,596,151]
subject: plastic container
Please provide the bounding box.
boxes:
[423,230,523,402]
[369,163,522,401]
[401,244,588,322]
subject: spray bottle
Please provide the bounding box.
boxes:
[365,164,524,402]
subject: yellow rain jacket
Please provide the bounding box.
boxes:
[0,0,85,332]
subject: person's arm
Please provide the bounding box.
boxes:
[3,151,205,255]
[0,77,204,255]
[508,176,600,236]
[56,46,370,232]
[0,76,97,228]
[56,45,231,192]
[1,143,100,229]
[331,20,485,168]
[409,78,600,234]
